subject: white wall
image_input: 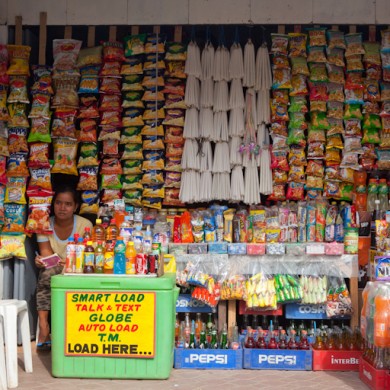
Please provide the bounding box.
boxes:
[1,0,389,26]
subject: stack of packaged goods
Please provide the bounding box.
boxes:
[120,34,145,207]
[25,64,54,236]
[50,39,81,181]
[163,41,187,206]
[99,41,125,206]
[0,45,31,258]
[141,34,166,210]
[75,45,102,213]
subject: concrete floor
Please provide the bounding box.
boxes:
[14,343,369,390]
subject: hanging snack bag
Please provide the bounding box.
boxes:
[7,152,29,177]
[307,27,327,47]
[52,39,82,70]
[3,203,26,233]
[0,234,27,260]
[51,138,78,175]
[28,167,52,193]
[345,33,365,57]
[123,34,146,57]
[5,176,27,204]
[25,192,53,235]
[77,166,98,191]
[7,45,31,76]
[79,190,99,215]
[288,33,307,57]
[327,30,346,50]
[8,127,28,154]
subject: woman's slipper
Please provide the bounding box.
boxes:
[36,341,51,352]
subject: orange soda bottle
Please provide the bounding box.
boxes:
[125,241,137,275]
[374,286,390,348]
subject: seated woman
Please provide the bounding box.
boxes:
[34,185,93,350]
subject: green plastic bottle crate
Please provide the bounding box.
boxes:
[51,273,179,379]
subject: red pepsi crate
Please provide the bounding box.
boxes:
[359,358,389,390]
[174,348,243,369]
[243,348,312,370]
[312,349,362,371]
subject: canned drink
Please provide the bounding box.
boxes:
[136,253,148,274]
[148,254,157,274]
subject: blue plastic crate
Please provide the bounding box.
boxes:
[176,294,214,313]
[285,303,328,319]
[243,348,312,370]
[174,348,243,369]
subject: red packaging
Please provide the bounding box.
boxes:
[135,253,147,274]
[147,254,157,273]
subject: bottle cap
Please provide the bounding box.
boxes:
[78,238,84,243]
[85,227,90,231]
[117,236,123,240]
[95,218,102,224]
[110,218,116,224]
[87,241,93,245]
[124,216,130,221]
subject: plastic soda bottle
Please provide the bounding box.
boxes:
[195,313,202,339]
[92,218,105,244]
[106,218,119,242]
[244,327,256,348]
[177,322,185,349]
[256,330,266,349]
[230,324,240,350]
[103,240,114,274]
[175,314,180,344]
[288,329,298,349]
[360,281,372,340]
[83,227,92,241]
[75,238,85,273]
[279,330,287,349]
[354,170,367,211]
[113,236,126,274]
[94,241,104,273]
[374,285,390,348]
[65,238,76,273]
[125,241,137,274]
[83,241,95,273]
[299,330,310,350]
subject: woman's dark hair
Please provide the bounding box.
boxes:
[51,185,80,214]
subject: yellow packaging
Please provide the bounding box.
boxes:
[223,209,235,243]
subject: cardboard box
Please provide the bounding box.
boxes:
[359,358,389,390]
[243,348,312,370]
[312,349,362,371]
[174,348,243,369]
[227,243,247,255]
[246,244,266,255]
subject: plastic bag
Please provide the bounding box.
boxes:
[326,276,353,317]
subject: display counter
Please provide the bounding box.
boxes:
[51,273,178,379]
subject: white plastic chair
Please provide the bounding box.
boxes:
[0,313,7,390]
[0,300,33,388]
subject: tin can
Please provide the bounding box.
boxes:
[136,253,148,274]
[148,254,158,274]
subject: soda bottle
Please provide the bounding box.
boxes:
[313,330,325,350]
[279,330,287,349]
[245,328,256,349]
[65,238,76,273]
[83,241,95,273]
[143,226,152,254]
[374,285,390,348]
[177,322,185,348]
[252,315,259,329]
[199,323,207,349]
[106,218,119,242]
[175,314,180,344]
[103,240,114,274]
[288,329,298,349]
[119,216,133,245]
[299,330,310,350]
[189,320,196,349]
[256,330,266,349]
[210,329,218,349]
[367,178,378,213]
[326,329,336,350]
[220,323,229,349]
[83,227,92,241]
[92,218,105,244]
[184,313,191,345]
[195,313,202,340]
[360,281,372,340]
[354,169,367,211]
[94,241,104,273]
[125,241,137,275]
[230,324,240,350]
[75,237,85,273]
[268,331,278,349]
[353,327,364,351]
[378,178,388,215]
[370,199,381,251]
[113,236,126,274]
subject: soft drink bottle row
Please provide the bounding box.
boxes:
[361,281,390,369]
[175,313,240,350]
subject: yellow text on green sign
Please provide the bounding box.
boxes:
[65,291,156,358]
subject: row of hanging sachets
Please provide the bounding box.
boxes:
[268,28,390,203]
